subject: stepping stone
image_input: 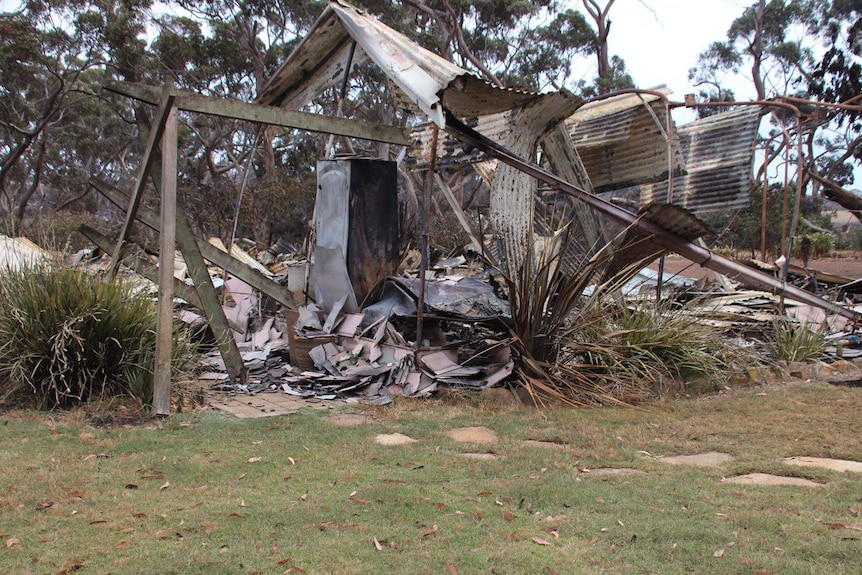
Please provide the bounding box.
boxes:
[375,433,417,446]
[460,453,497,461]
[659,451,735,467]
[721,473,824,488]
[446,426,497,444]
[783,457,862,474]
[328,414,374,426]
[586,468,644,476]
[523,440,568,450]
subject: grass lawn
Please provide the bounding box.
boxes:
[0,381,860,574]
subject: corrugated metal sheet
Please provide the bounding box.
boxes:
[408,112,513,169]
[257,0,546,127]
[639,106,762,214]
[565,90,682,193]
[601,203,710,283]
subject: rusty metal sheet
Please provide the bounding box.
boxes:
[408,112,513,169]
[258,0,543,126]
[602,203,710,283]
[639,106,762,214]
[566,90,680,193]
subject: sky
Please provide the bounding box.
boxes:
[567,0,755,121]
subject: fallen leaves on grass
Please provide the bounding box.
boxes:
[531,536,552,546]
[373,537,383,551]
[713,548,725,557]
[184,485,207,492]
[248,457,262,463]
[6,537,20,549]
[422,524,439,538]
[35,501,54,511]
[56,557,85,574]
[820,521,862,531]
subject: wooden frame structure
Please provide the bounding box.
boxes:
[96,80,409,416]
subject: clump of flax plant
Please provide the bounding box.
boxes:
[0,263,191,409]
[500,225,754,407]
[764,317,827,364]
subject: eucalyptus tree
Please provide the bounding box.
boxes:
[804,0,861,210]
[0,1,138,227]
[690,0,862,222]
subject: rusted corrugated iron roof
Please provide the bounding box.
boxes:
[257,0,546,127]
[601,203,711,282]
[639,106,762,214]
[408,112,513,169]
[565,89,682,193]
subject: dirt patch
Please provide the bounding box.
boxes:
[651,253,862,282]
[328,414,374,426]
[659,452,735,467]
[86,408,149,429]
[721,473,825,487]
[446,426,497,444]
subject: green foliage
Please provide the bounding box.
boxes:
[503,229,754,407]
[792,231,835,260]
[764,318,826,363]
[22,211,103,252]
[0,264,191,409]
[561,297,754,402]
[704,184,829,258]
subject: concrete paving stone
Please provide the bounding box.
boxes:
[783,456,862,474]
[445,426,497,444]
[721,473,824,487]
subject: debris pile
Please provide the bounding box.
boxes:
[193,253,516,406]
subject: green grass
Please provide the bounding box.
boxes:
[1,381,861,574]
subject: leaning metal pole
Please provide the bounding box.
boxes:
[442,109,859,321]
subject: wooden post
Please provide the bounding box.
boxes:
[153,104,177,416]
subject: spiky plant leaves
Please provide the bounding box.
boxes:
[498,222,756,407]
[764,318,827,364]
[0,264,192,409]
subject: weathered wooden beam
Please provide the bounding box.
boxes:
[153,105,178,416]
[104,81,410,146]
[79,225,202,308]
[92,194,246,382]
[108,84,176,278]
[175,208,246,382]
[89,178,298,310]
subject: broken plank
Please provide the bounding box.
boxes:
[89,177,297,310]
[434,173,497,267]
[108,83,176,278]
[104,81,410,146]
